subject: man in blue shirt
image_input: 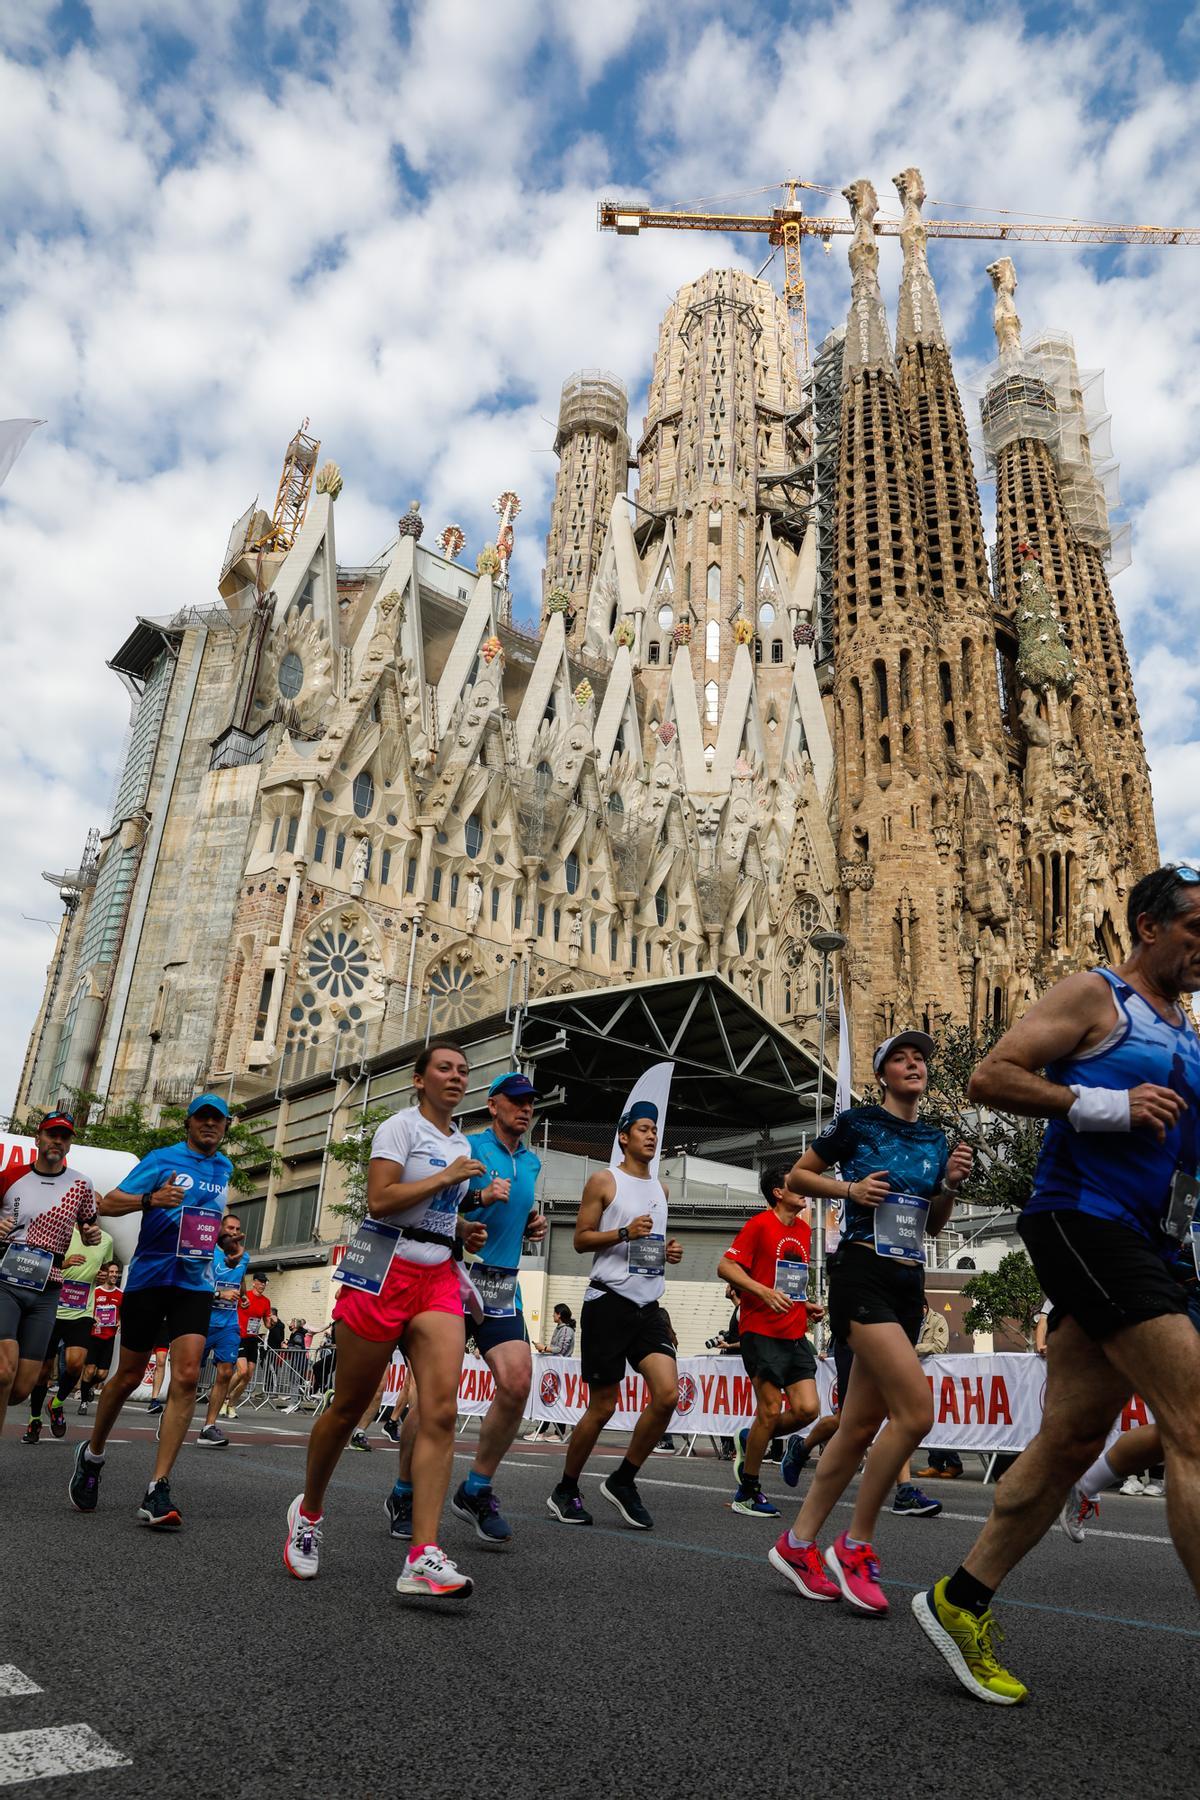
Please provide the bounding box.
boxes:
[69,1094,234,1529]
[448,1072,546,1544]
[194,1212,249,1449]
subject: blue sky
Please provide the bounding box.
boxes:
[2,0,1200,1107]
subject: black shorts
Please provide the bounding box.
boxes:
[120,1286,214,1356]
[469,1311,530,1357]
[239,1337,262,1362]
[86,1336,116,1371]
[832,1339,854,1409]
[580,1291,676,1389]
[739,1331,817,1389]
[827,1247,924,1346]
[43,1314,96,1359]
[1019,1210,1189,1342]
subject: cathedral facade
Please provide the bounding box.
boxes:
[17,167,1157,1118]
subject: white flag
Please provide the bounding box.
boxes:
[833,981,852,1122]
[0,419,44,490]
[609,1060,674,1181]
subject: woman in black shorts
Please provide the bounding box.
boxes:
[767,1031,971,1615]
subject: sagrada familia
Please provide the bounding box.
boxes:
[17,168,1157,1117]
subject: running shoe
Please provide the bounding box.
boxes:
[284,1494,322,1578]
[22,1418,42,1445]
[781,1435,812,1488]
[396,1545,473,1603]
[146,1399,164,1415]
[196,1424,229,1448]
[546,1484,593,1525]
[892,1483,942,1517]
[599,1474,653,1530]
[1143,1478,1165,1497]
[452,1482,512,1545]
[732,1486,781,1517]
[77,1400,90,1416]
[384,1487,413,1539]
[1058,1484,1099,1543]
[48,1398,67,1439]
[824,1531,888,1614]
[68,1441,102,1512]
[137,1480,182,1529]
[732,1426,750,1486]
[349,1428,372,1452]
[911,1577,1028,1705]
[768,1533,841,1601]
[1119,1474,1146,1496]
[381,1416,400,1444]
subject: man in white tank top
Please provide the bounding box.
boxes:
[546,1101,682,1530]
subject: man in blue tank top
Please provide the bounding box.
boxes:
[916,865,1200,1707]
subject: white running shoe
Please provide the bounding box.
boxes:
[1142,1479,1165,1497]
[1119,1475,1146,1496]
[395,1544,473,1603]
[1057,1484,1099,1542]
[283,1494,322,1579]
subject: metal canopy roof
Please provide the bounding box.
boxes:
[517,971,826,1135]
[107,616,183,683]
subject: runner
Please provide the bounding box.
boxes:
[767,1032,969,1612]
[283,1039,485,1602]
[67,1094,234,1527]
[78,1261,124,1413]
[194,1213,249,1447]
[23,1215,114,1442]
[447,1070,547,1544]
[224,1272,270,1416]
[546,1100,683,1530]
[718,1163,824,1517]
[0,1112,102,1440]
[915,865,1200,1705]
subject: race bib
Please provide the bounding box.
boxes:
[628,1233,666,1273]
[0,1243,53,1290]
[58,1280,91,1309]
[1163,1169,1200,1242]
[177,1207,221,1262]
[94,1304,118,1330]
[212,1293,238,1312]
[873,1193,930,1265]
[774,1257,809,1303]
[473,1264,519,1318]
[332,1219,401,1295]
[1192,1222,1200,1280]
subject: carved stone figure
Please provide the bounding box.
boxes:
[466,872,484,929]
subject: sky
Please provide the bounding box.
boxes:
[2,0,1200,1111]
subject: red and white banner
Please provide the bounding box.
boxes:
[440,1352,1153,1453]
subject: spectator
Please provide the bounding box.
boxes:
[914,1301,962,1480]
[536,1304,576,1357]
[267,1308,285,1352]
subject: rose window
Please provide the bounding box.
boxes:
[305,926,370,998]
[426,960,483,1025]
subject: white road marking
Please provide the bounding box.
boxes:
[0,1724,129,1786]
[0,1672,40,1699]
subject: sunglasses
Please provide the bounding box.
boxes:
[1173,866,1200,885]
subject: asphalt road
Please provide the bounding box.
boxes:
[3,1409,1196,1799]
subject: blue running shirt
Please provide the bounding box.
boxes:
[211,1245,250,1309]
[460,1128,542,1311]
[810,1106,949,1249]
[1025,968,1200,1245]
[119,1142,234,1293]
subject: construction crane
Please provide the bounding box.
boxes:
[249,420,321,555]
[598,180,1199,370]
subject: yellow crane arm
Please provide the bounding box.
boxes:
[597,200,1200,246]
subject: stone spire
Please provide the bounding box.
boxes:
[894,167,945,351]
[543,371,630,629]
[842,180,895,379]
[987,257,1023,371]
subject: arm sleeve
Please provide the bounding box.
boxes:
[371,1110,416,1168]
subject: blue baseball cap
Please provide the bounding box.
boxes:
[488,1072,537,1101]
[187,1092,231,1119]
[618,1100,659,1132]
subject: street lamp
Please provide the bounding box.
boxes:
[808,927,847,1315]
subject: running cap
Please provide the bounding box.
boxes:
[187,1092,231,1119]
[488,1072,537,1101]
[38,1111,75,1134]
[618,1100,660,1132]
[872,1030,935,1076]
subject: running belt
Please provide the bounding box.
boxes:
[585,1276,661,1312]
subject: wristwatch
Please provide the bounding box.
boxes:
[617,1225,630,1243]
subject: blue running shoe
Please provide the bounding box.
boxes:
[451,1481,512,1545]
[384,1487,413,1540]
[732,1426,750,1487]
[892,1483,942,1516]
[781,1435,812,1489]
[731,1486,780,1517]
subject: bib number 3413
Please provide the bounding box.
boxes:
[873,1194,930,1265]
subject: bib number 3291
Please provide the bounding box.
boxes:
[873,1194,930,1265]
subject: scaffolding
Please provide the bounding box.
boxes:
[554,370,630,452]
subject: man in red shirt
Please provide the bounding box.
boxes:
[79,1261,123,1412]
[718,1165,825,1516]
[225,1272,270,1416]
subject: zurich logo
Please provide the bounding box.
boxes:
[539,1370,560,1406]
[674,1373,697,1416]
[173,1173,195,1191]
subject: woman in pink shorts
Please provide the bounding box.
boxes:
[284,1038,487,1601]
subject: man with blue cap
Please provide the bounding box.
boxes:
[69,1093,233,1529]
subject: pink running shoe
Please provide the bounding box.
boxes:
[824,1531,888,1614]
[768,1533,841,1601]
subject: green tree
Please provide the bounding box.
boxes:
[961,1250,1045,1349]
[920,1015,1045,1216]
[324,1106,393,1230]
[7,1090,278,1195]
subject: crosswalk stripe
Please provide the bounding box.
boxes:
[0,1724,130,1786]
[0,1672,40,1699]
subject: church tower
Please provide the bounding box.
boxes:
[542,371,631,628]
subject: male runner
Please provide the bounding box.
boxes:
[0,1112,101,1439]
[718,1163,824,1516]
[547,1101,682,1530]
[79,1261,123,1413]
[24,1216,114,1441]
[224,1272,270,1415]
[195,1213,249,1446]
[915,865,1200,1704]
[69,1093,233,1527]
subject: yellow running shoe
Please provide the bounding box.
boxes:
[912,1578,1029,1705]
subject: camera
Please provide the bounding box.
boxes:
[705,1335,725,1349]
